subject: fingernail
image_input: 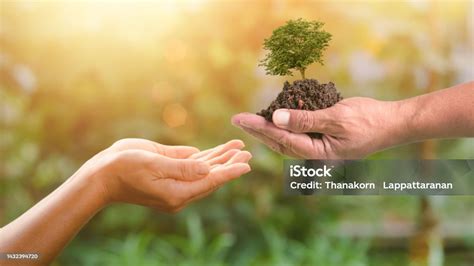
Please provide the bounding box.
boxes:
[244,165,251,173]
[231,116,241,126]
[273,110,290,127]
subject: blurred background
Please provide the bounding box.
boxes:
[1,0,473,265]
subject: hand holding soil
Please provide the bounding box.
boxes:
[257,79,343,138]
[232,82,474,159]
[233,97,401,159]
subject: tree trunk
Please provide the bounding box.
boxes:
[409,2,443,266]
[299,68,306,80]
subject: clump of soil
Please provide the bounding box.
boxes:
[257,79,343,138]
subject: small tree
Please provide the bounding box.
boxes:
[259,18,332,80]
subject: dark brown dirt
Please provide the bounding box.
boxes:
[257,79,343,138]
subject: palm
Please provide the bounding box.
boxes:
[232,113,330,158]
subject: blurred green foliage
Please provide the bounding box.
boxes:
[1,1,473,265]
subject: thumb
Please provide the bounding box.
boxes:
[272,109,334,134]
[152,156,211,181]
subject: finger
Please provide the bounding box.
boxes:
[151,141,200,158]
[240,127,300,158]
[224,150,252,165]
[231,112,260,128]
[180,163,251,200]
[233,113,291,139]
[161,146,200,159]
[234,113,328,158]
[211,150,252,170]
[188,146,215,159]
[206,149,240,166]
[231,113,248,127]
[254,125,326,159]
[272,109,335,134]
[110,138,162,152]
[202,139,245,159]
[189,139,244,159]
[236,115,314,158]
[150,155,211,181]
[191,139,245,161]
[110,138,200,159]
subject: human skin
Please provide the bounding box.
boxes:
[232,81,473,159]
[0,139,251,265]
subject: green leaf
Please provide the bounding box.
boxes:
[259,18,332,79]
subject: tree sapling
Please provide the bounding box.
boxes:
[257,18,343,136]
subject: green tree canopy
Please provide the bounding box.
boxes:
[259,18,332,79]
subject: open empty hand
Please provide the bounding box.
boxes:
[91,138,252,212]
[0,138,252,265]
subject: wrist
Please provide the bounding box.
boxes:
[376,100,415,151]
[389,98,419,145]
[72,153,115,208]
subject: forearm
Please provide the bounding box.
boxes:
[0,139,250,265]
[395,81,474,144]
[0,167,107,265]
